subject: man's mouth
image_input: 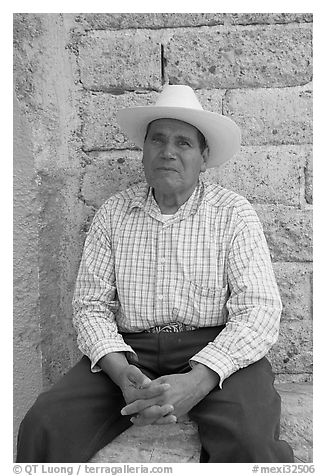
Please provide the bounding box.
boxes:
[156,167,179,172]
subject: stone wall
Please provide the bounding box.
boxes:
[13,12,313,443]
[13,93,43,453]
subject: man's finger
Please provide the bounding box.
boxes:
[130,404,174,426]
[129,382,171,404]
[154,415,177,425]
[121,397,154,415]
[125,367,172,398]
[122,390,169,415]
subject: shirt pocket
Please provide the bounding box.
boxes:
[172,280,229,326]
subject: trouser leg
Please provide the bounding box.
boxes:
[16,332,164,464]
[189,357,294,463]
[16,356,134,463]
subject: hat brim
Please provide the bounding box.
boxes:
[117,106,241,168]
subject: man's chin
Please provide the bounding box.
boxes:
[150,177,182,194]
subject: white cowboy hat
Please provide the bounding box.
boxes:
[117,84,241,168]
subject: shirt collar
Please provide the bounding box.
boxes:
[129,179,205,222]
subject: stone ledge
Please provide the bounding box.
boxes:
[90,383,312,463]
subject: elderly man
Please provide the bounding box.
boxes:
[16,85,294,463]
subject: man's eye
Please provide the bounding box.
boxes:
[151,136,163,143]
[179,140,191,147]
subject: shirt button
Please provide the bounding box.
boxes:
[158,295,164,300]
[160,258,166,264]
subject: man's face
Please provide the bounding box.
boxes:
[142,118,208,196]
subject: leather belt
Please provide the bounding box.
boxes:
[144,322,197,333]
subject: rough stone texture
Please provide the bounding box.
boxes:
[254,205,313,262]
[90,383,312,463]
[305,153,313,204]
[205,145,311,206]
[81,91,159,151]
[13,14,44,109]
[273,262,313,322]
[165,25,312,89]
[14,14,82,172]
[78,30,162,91]
[268,320,313,376]
[37,169,85,385]
[275,373,312,385]
[80,151,144,208]
[76,13,312,30]
[279,384,313,462]
[267,261,313,379]
[13,93,43,456]
[13,13,86,388]
[226,14,313,26]
[223,83,313,146]
[92,415,200,463]
[81,89,224,151]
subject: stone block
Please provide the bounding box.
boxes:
[81,89,224,151]
[205,145,311,206]
[75,13,312,30]
[81,91,158,151]
[254,205,312,262]
[223,84,312,146]
[37,168,86,386]
[268,321,313,377]
[78,30,162,91]
[92,415,200,463]
[275,373,312,385]
[164,25,312,89]
[305,153,313,204]
[13,14,43,107]
[14,13,82,171]
[80,150,145,209]
[278,383,313,463]
[194,88,225,113]
[226,13,313,25]
[273,262,313,322]
[91,383,312,463]
[76,13,225,30]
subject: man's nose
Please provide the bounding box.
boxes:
[161,142,177,159]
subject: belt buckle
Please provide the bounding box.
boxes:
[146,322,196,333]
[159,323,182,333]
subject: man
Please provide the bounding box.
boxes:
[16,85,294,463]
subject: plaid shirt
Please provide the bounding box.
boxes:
[73,179,282,387]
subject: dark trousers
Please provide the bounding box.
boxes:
[16,327,294,463]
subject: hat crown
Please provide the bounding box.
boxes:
[155,85,203,110]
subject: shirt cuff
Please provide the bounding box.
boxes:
[189,344,239,388]
[89,339,138,372]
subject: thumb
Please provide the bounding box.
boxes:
[126,365,151,388]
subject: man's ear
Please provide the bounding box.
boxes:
[200,147,209,173]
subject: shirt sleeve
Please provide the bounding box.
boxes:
[72,206,136,372]
[189,206,282,387]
